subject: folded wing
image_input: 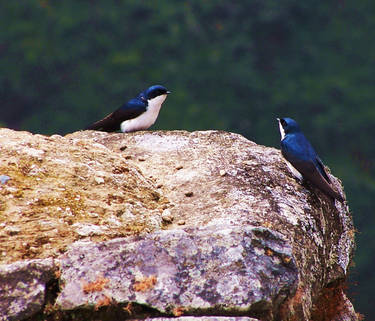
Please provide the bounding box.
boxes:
[285,156,344,202]
[86,99,147,132]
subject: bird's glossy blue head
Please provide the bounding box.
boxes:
[143,85,171,100]
[278,117,301,135]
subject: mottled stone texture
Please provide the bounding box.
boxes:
[0,128,167,264]
[0,129,357,321]
[0,258,56,321]
[144,318,260,321]
[57,226,297,320]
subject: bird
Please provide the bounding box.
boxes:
[85,85,171,132]
[277,117,344,202]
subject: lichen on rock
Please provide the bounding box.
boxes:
[56,225,297,320]
[0,129,168,264]
[0,129,357,321]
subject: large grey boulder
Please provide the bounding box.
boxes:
[0,129,357,321]
[56,226,297,320]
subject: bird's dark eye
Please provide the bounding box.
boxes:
[281,119,287,127]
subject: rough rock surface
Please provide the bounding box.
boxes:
[142,317,258,321]
[0,128,358,321]
[57,226,297,320]
[0,258,56,321]
[0,129,167,263]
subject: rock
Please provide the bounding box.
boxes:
[0,128,167,263]
[0,258,56,321]
[161,208,174,223]
[146,317,258,321]
[0,129,357,321]
[4,226,21,236]
[0,175,10,184]
[94,176,105,184]
[56,225,297,320]
[72,223,109,237]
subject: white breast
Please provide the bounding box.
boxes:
[120,94,167,133]
[278,120,286,140]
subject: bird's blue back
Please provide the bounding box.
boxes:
[281,132,328,180]
[121,97,147,111]
[281,132,316,161]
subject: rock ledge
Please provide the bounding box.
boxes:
[0,129,357,321]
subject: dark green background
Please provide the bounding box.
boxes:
[1,1,373,317]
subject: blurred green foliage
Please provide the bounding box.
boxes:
[0,0,374,316]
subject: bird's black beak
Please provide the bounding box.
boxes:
[166,91,171,94]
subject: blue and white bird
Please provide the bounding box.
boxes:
[86,85,170,132]
[277,117,344,202]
